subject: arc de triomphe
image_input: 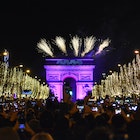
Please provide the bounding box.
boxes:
[44,58,95,102]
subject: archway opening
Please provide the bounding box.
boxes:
[63,77,76,102]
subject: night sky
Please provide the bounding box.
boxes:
[0,1,140,82]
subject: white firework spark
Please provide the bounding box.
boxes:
[70,35,82,57]
[37,35,110,58]
[95,38,111,55]
[55,36,67,54]
[37,39,54,57]
[81,36,96,57]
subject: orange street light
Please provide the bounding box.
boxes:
[134,50,139,54]
[3,51,8,56]
[26,69,30,74]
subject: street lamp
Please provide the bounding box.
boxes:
[3,51,8,56]
[118,64,121,67]
[35,76,37,79]
[109,70,112,74]
[1,49,9,67]
[102,73,106,79]
[134,50,139,54]
[19,64,23,68]
[26,69,30,74]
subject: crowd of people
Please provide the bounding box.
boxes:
[0,93,140,140]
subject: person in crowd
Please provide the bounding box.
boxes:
[39,110,54,136]
[111,114,128,140]
[53,112,72,140]
[86,126,114,140]
[0,127,20,140]
[31,132,54,140]
[127,119,140,140]
[28,119,41,133]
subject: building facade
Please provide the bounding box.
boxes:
[44,58,95,102]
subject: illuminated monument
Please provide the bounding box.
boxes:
[37,35,110,102]
[44,58,95,101]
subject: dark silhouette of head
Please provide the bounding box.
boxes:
[31,132,54,140]
[86,126,113,140]
[0,127,20,140]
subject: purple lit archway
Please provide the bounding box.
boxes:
[63,77,76,102]
[44,58,95,102]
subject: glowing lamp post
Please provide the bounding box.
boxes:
[134,50,139,54]
[19,64,23,68]
[26,69,30,74]
[2,49,9,67]
[118,64,121,67]
[3,51,8,56]
[109,70,112,74]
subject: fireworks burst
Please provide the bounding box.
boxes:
[37,39,54,57]
[54,36,67,54]
[95,38,111,55]
[70,35,82,57]
[81,36,96,57]
[37,35,111,58]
